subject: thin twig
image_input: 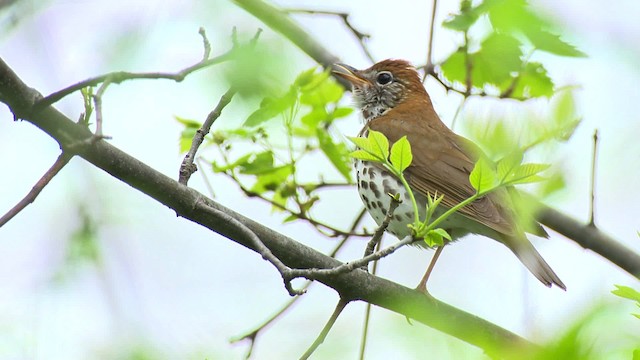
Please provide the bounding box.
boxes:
[92,77,113,139]
[195,199,305,296]
[33,28,247,111]
[423,0,439,82]
[0,152,73,227]
[449,96,466,131]
[196,157,216,198]
[229,207,368,357]
[300,297,351,359]
[589,129,599,227]
[361,194,401,270]
[463,32,473,97]
[218,170,371,238]
[358,238,382,360]
[286,9,374,63]
[179,88,236,185]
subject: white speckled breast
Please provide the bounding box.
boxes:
[354,159,475,245]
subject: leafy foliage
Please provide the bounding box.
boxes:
[177,68,358,236]
[440,0,584,98]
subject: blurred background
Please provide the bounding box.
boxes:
[0,0,639,359]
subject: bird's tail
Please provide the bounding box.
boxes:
[503,235,566,290]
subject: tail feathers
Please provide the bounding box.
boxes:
[505,236,566,290]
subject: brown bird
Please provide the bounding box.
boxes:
[333,59,565,292]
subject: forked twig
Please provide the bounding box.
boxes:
[33,28,247,111]
[179,88,236,185]
[196,200,305,296]
[230,208,368,359]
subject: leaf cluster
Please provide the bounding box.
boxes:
[440,0,585,99]
[178,68,358,235]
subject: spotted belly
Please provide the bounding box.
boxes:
[354,160,473,244]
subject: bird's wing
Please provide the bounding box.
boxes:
[367,113,515,236]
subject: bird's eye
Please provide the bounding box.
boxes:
[376,71,393,85]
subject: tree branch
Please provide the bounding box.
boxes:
[0,56,535,355]
[234,1,640,281]
[537,204,640,279]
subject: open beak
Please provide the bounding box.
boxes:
[332,63,370,87]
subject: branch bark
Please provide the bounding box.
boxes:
[0,56,533,356]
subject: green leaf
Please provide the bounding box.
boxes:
[507,62,554,99]
[350,149,383,162]
[317,131,352,182]
[301,107,329,128]
[300,78,343,106]
[525,29,587,57]
[612,285,640,302]
[368,130,390,160]
[282,214,299,223]
[348,131,390,163]
[497,151,523,181]
[238,151,275,175]
[298,69,330,92]
[472,33,523,87]
[442,0,491,32]
[175,116,202,129]
[389,136,413,172]
[244,89,297,127]
[443,11,480,32]
[440,34,524,89]
[487,0,585,58]
[212,153,253,173]
[294,67,319,88]
[440,50,466,86]
[424,229,450,247]
[331,107,354,119]
[251,165,293,193]
[551,91,581,141]
[469,157,497,193]
[537,170,566,197]
[506,163,550,185]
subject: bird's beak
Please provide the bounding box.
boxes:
[332,63,370,87]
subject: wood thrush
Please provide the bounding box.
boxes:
[333,59,566,291]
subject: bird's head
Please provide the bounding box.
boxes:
[332,59,428,122]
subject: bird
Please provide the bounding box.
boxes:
[332,59,565,292]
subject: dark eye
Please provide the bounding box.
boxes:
[376,71,393,85]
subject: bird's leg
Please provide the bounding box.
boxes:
[415,245,444,293]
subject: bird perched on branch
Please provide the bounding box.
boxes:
[333,59,565,292]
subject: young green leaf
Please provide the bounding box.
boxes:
[348,130,390,162]
[469,157,498,193]
[390,136,413,172]
[612,285,640,302]
[212,153,253,173]
[497,151,524,181]
[238,151,276,175]
[350,149,384,162]
[506,163,550,185]
[244,89,297,127]
[368,130,390,160]
[506,62,554,99]
[424,229,450,247]
[525,29,587,58]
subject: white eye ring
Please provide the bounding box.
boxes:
[376,71,393,85]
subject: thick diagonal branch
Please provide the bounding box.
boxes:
[0,56,536,355]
